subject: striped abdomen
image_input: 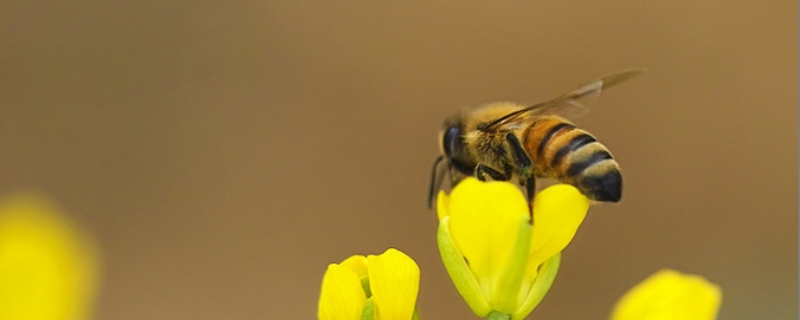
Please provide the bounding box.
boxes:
[522,116,622,202]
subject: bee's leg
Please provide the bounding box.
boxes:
[524,177,536,215]
[476,164,508,182]
[449,159,474,188]
[427,155,446,209]
[505,133,533,176]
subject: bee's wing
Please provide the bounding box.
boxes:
[484,69,645,131]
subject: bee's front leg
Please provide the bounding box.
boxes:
[475,164,508,182]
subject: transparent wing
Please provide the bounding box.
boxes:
[483,69,645,131]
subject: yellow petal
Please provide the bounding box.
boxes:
[0,193,101,320]
[610,269,722,320]
[340,255,371,298]
[367,249,420,320]
[512,253,560,320]
[436,190,450,221]
[437,216,491,316]
[526,184,589,279]
[448,178,530,292]
[340,255,369,281]
[318,264,367,320]
[489,210,531,314]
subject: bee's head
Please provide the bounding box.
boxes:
[428,116,473,209]
[440,126,460,159]
[439,115,469,164]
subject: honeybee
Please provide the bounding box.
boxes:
[428,69,643,208]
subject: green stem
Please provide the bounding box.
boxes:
[486,311,511,320]
[360,299,375,320]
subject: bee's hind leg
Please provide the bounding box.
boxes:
[507,132,536,215]
[523,177,536,215]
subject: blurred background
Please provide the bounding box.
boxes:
[0,0,796,319]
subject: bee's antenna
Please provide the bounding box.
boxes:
[428,155,446,209]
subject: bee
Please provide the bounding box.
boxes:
[428,69,643,208]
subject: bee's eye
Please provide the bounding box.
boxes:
[443,126,462,158]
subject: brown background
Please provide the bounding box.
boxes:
[0,0,796,319]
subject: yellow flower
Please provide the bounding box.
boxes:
[318,248,421,320]
[611,269,722,320]
[436,178,589,320]
[0,193,101,320]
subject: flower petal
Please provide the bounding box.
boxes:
[437,215,492,316]
[0,194,101,320]
[447,178,530,298]
[318,264,367,320]
[436,190,450,221]
[341,255,371,297]
[489,210,531,314]
[526,184,589,279]
[610,269,722,320]
[340,255,369,280]
[367,248,420,320]
[512,253,561,320]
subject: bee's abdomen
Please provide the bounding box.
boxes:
[524,116,622,202]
